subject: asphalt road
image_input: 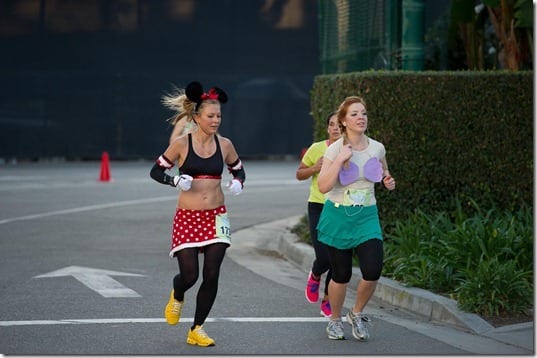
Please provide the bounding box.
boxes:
[0,160,471,355]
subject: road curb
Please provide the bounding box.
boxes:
[371,275,493,334]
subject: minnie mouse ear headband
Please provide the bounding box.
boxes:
[185,81,228,112]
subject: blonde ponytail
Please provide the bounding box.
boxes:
[161,86,196,125]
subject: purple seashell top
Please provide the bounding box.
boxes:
[363,157,383,183]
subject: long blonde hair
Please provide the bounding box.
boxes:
[161,86,197,125]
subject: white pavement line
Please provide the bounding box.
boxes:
[0,317,329,327]
[0,180,306,225]
[0,196,176,225]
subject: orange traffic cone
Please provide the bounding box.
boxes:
[99,151,111,182]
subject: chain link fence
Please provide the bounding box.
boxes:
[318,0,401,73]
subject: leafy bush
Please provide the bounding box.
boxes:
[456,258,532,316]
[383,199,533,316]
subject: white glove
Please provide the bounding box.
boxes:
[173,174,193,191]
[227,179,243,196]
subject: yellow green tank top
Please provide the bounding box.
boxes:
[301,140,329,204]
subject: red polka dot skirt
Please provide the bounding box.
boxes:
[169,205,231,257]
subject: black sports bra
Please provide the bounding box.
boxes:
[179,133,224,179]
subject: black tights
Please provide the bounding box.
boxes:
[327,239,383,284]
[172,243,228,329]
[308,202,332,296]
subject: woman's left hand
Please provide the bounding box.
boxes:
[383,175,396,191]
[227,179,243,195]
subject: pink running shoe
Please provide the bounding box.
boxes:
[305,271,320,303]
[320,299,332,317]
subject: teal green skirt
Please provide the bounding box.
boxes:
[317,200,383,250]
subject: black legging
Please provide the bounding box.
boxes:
[172,243,228,328]
[308,202,332,296]
[327,239,383,284]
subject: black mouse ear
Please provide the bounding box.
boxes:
[185,81,204,102]
[212,87,228,103]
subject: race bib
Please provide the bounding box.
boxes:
[215,213,231,241]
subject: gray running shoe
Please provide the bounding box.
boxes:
[326,319,345,340]
[346,311,370,341]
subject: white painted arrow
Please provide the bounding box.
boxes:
[35,266,145,298]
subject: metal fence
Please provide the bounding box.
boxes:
[318,0,402,73]
[318,0,457,73]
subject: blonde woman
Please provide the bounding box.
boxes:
[150,81,245,347]
[317,96,395,341]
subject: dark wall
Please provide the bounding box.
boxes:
[0,0,319,160]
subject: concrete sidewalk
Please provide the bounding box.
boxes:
[236,215,534,354]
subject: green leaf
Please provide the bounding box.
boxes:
[514,0,534,27]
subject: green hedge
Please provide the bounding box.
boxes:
[310,71,533,224]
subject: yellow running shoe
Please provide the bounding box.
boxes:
[186,325,215,347]
[164,290,183,325]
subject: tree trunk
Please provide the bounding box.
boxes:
[487,6,520,70]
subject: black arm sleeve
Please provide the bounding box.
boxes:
[150,163,176,187]
[228,158,245,185]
